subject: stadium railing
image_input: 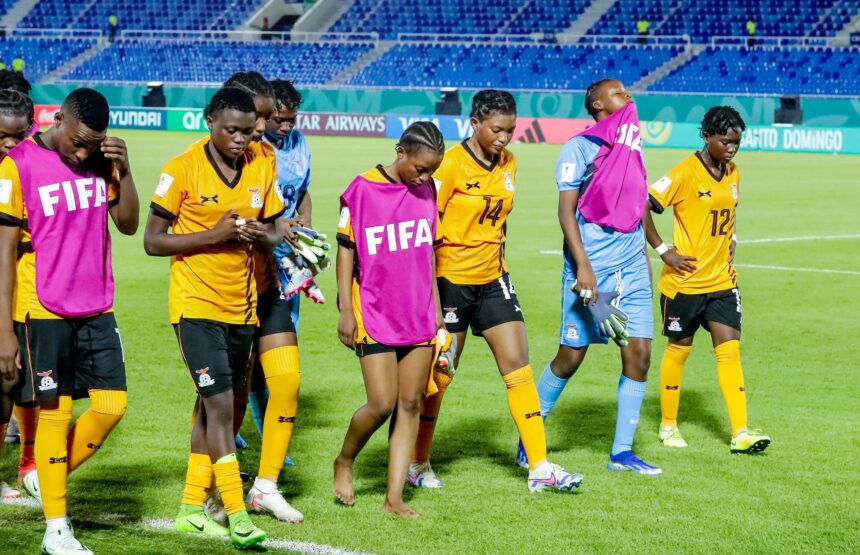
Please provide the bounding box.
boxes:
[396,33,692,47]
[117,29,378,45]
[709,36,846,48]
[2,27,102,39]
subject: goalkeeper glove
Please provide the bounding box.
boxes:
[292,226,331,266]
[583,290,630,347]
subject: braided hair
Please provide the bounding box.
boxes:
[0,88,35,128]
[223,71,275,102]
[397,121,445,155]
[470,89,516,121]
[0,69,32,95]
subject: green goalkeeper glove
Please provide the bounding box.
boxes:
[292,226,331,266]
[584,290,630,347]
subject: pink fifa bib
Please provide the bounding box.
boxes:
[341,174,437,346]
[9,140,114,317]
[576,102,648,233]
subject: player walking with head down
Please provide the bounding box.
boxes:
[527,79,662,475]
[0,88,139,555]
[409,90,582,492]
[144,86,284,549]
[644,106,770,454]
[332,122,445,518]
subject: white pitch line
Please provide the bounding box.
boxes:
[734,263,860,276]
[738,234,860,244]
[140,517,372,555]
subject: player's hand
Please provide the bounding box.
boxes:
[436,307,445,330]
[101,137,130,178]
[0,328,21,380]
[237,218,267,243]
[337,312,357,349]
[572,264,598,306]
[210,209,240,243]
[585,291,630,347]
[279,218,300,247]
[661,247,697,275]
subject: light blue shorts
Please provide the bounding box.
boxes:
[559,254,653,348]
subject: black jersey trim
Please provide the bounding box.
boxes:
[204,142,244,189]
[149,202,176,221]
[461,140,498,172]
[375,164,398,184]
[695,151,726,183]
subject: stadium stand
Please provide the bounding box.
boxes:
[650,46,860,95]
[17,0,262,31]
[585,0,860,40]
[62,39,375,85]
[0,37,97,82]
[347,43,683,89]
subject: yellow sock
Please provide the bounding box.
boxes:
[414,371,453,462]
[35,396,73,519]
[15,404,39,465]
[715,340,747,436]
[258,346,300,479]
[181,452,213,506]
[503,365,547,470]
[213,453,244,515]
[66,390,127,474]
[659,343,692,428]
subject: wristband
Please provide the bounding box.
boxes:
[654,243,670,256]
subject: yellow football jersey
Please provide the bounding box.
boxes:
[434,141,517,285]
[0,143,119,322]
[649,152,740,299]
[151,139,283,325]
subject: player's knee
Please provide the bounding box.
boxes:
[622,342,651,378]
[90,390,128,418]
[397,394,422,416]
[553,348,585,378]
[366,398,396,422]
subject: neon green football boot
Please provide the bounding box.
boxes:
[228,510,266,549]
[174,504,229,537]
[659,426,688,448]
[730,428,771,454]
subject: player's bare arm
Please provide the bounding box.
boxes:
[558,188,598,305]
[104,136,140,235]
[144,208,240,256]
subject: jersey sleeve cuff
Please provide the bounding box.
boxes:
[0,213,23,227]
[261,207,286,224]
[336,232,355,248]
[648,194,665,214]
[149,201,176,221]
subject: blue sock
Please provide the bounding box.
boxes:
[536,363,570,418]
[611,375,647,456]
[247,389,269,436]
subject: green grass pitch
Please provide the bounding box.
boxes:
[0,131,858,554]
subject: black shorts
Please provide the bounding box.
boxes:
[354,342,432,359]
[15,313,126,405]
[174,318,254,398]
[256,290,297,339]
[661,288,742,339]
[438,273,524,336]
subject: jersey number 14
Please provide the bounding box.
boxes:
[479,196,504,226]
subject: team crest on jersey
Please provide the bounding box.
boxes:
[37,369,58,392]
[248,187,263,208]
[196,367,215,387]
[503,172,514,191]
[730,182,738,200]
[443,307,459,324]
[565,324,579,340]
[667,318,682,332]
